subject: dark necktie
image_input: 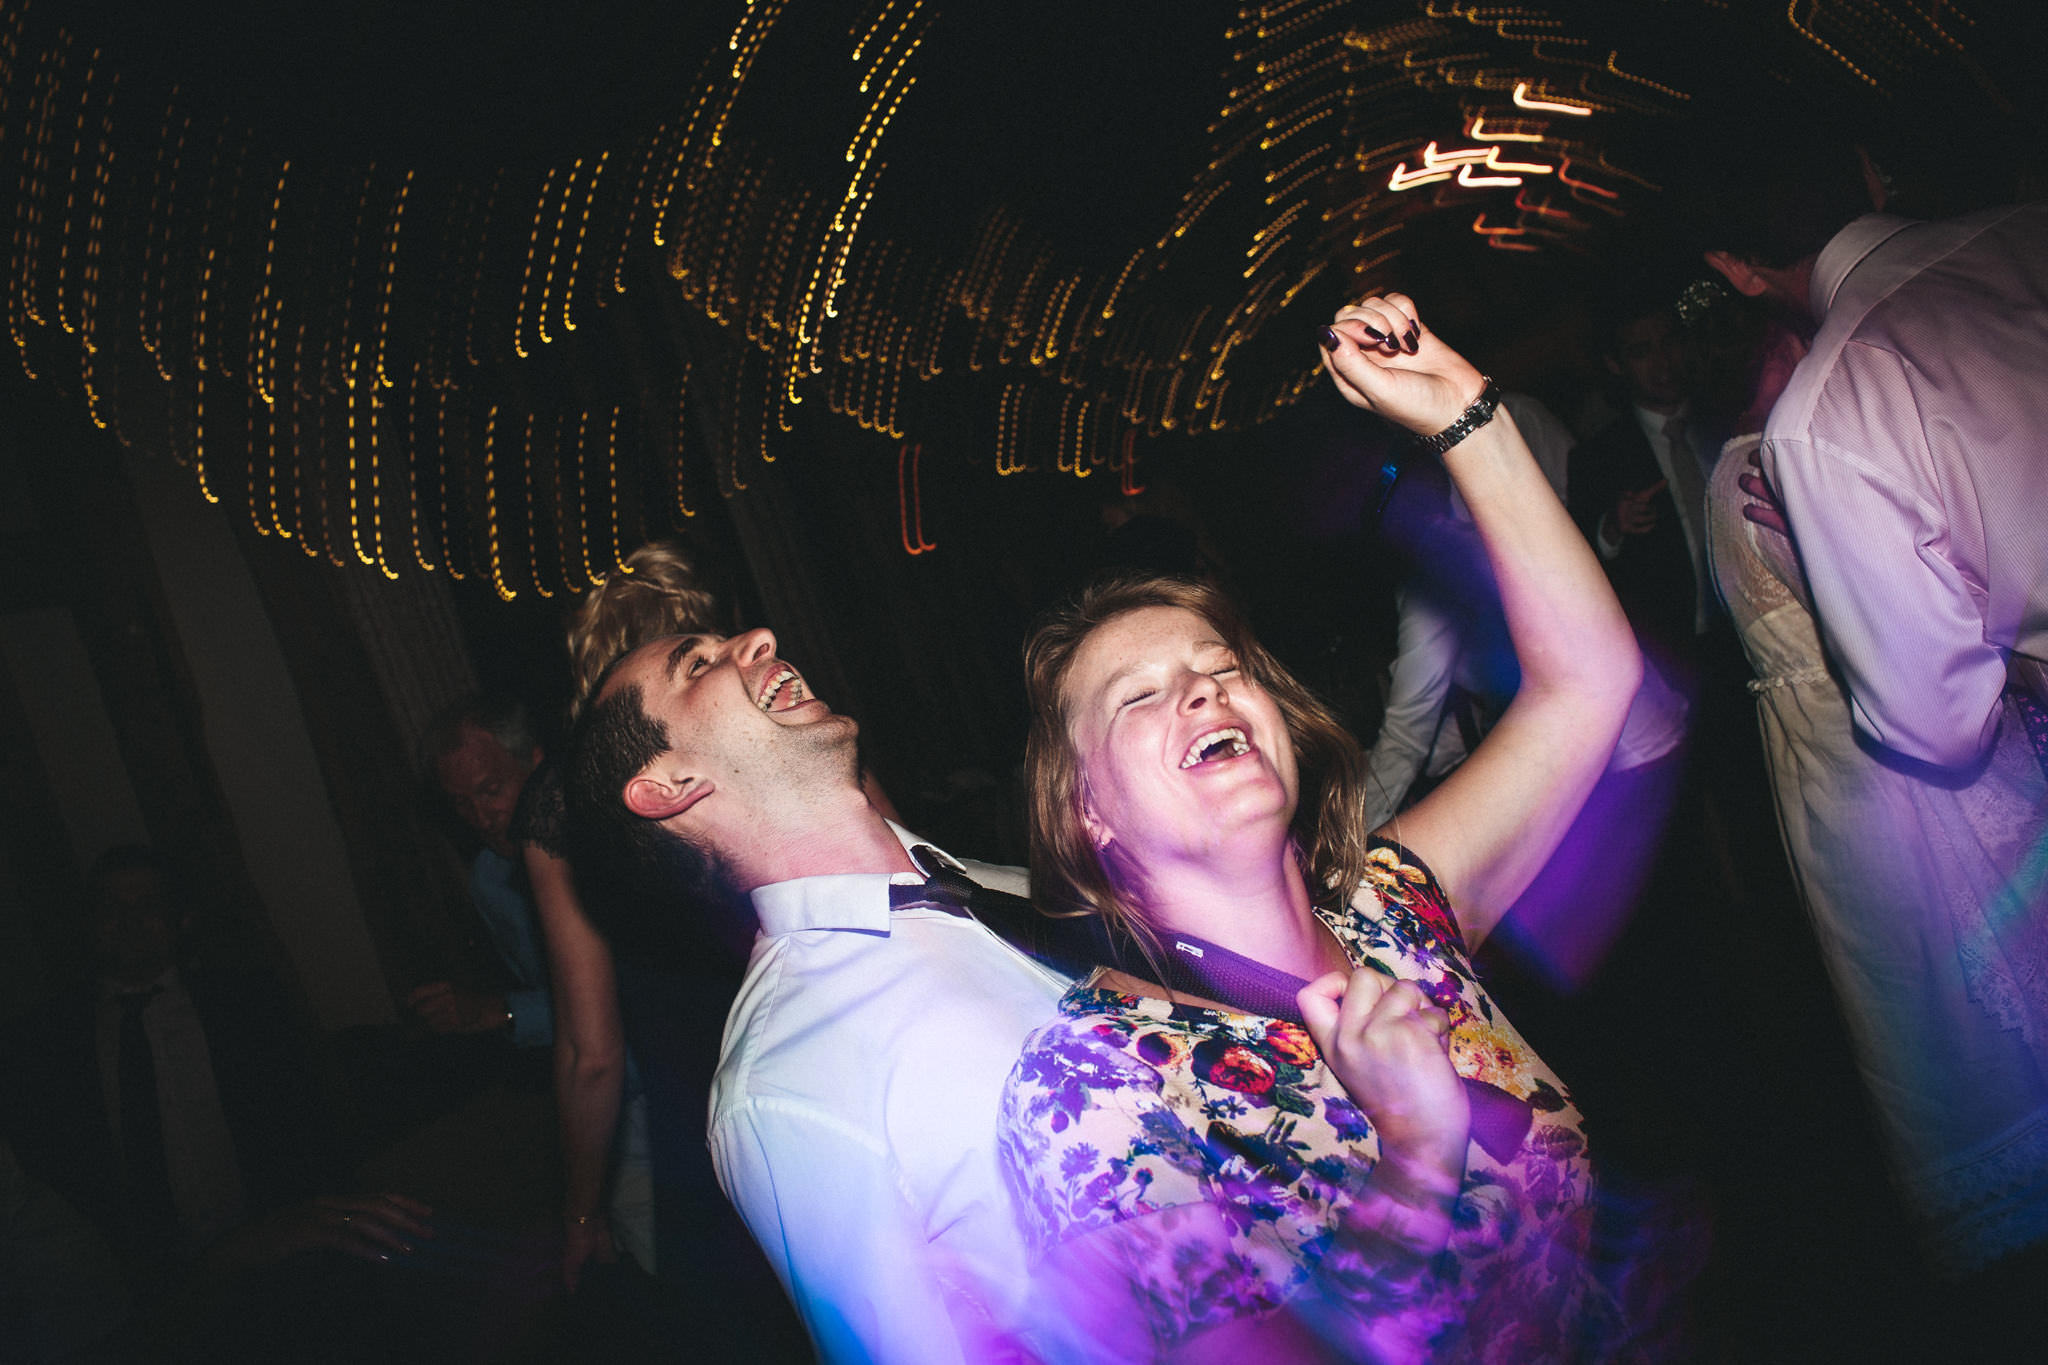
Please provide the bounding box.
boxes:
[887,846,1114,979]
[1663,413,1710,625]
[116,988,178,1233]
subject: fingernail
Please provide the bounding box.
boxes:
[1359,323,1390,343]
[1404,325,1420,354]
[1319,326,1340,351]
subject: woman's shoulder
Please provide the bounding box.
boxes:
[1016,974,1166,1062]
[1346,838,1465,953]
[1004,976,1177,1136]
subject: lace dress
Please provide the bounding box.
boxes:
[1000,842,1629,1362]
[1707,435,2048,1273]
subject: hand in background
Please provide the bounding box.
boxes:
[216,1193,435,1271]
[561,1209,619,1292]
[1610,479,1667,538]
[407,981,508,1034]
[1739,449,1790,539]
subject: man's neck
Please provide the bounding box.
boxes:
[728,790,919,891]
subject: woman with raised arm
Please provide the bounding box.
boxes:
[514,541,727,1289]
[998,295,1643,1362]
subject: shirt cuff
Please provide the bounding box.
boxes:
[1595,515,1624,559]
[506,987,553,1048]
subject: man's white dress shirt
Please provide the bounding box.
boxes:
[708,825,1069,1365]
[94,970,245,1251]
[1761,202,2048,768]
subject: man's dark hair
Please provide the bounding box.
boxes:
[422,693,539,775]
[562,677,751,967]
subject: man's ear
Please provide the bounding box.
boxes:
[1703,250,1771,299]
[624,773,712,822]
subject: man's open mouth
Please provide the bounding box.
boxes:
[1180,726,1250,769]
[757,665,807,712]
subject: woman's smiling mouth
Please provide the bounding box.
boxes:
[1180,726,1250,769]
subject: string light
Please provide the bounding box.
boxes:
[675,368,696,519]
[485,405,516,600]
[513,165,555,359]
[538,159,578,347]
[1511,80,1592,114]
[563,149,605,333]
[897,441,935,554]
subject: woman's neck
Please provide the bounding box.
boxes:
[1135,851,1347,983]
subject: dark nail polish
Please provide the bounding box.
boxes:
[1404,325,1420,354]
[1319,326,1340,351]
[1360,323,1390,343]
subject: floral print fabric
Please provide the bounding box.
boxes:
[999,842,1621,1361]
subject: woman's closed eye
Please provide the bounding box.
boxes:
[1118,689,1158,709]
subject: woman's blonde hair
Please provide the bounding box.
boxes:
[566,541,722,716]
[1023,575,1376,963]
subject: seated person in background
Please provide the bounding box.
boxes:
[998,297,1641,1362]
[1,1136,130,1364]
[0,847,430,1318]
[417,695,555,1049]
[566,624,1074,1365]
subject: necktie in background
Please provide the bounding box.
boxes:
[1664,413,1711,627]
[117,988,178,1234]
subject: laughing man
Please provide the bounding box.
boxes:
[565,627,1068,1364]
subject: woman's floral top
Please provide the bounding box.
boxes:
[999,842,1625,1362]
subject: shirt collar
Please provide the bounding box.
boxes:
[99,966,181,1002]
[1810,213,1916,318]
[1631,401,1687,444]
[748,821,960,937]
[474,847,518,882]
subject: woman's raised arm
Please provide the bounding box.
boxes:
[524,841,627,1289]
[1321,295,1640,945]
